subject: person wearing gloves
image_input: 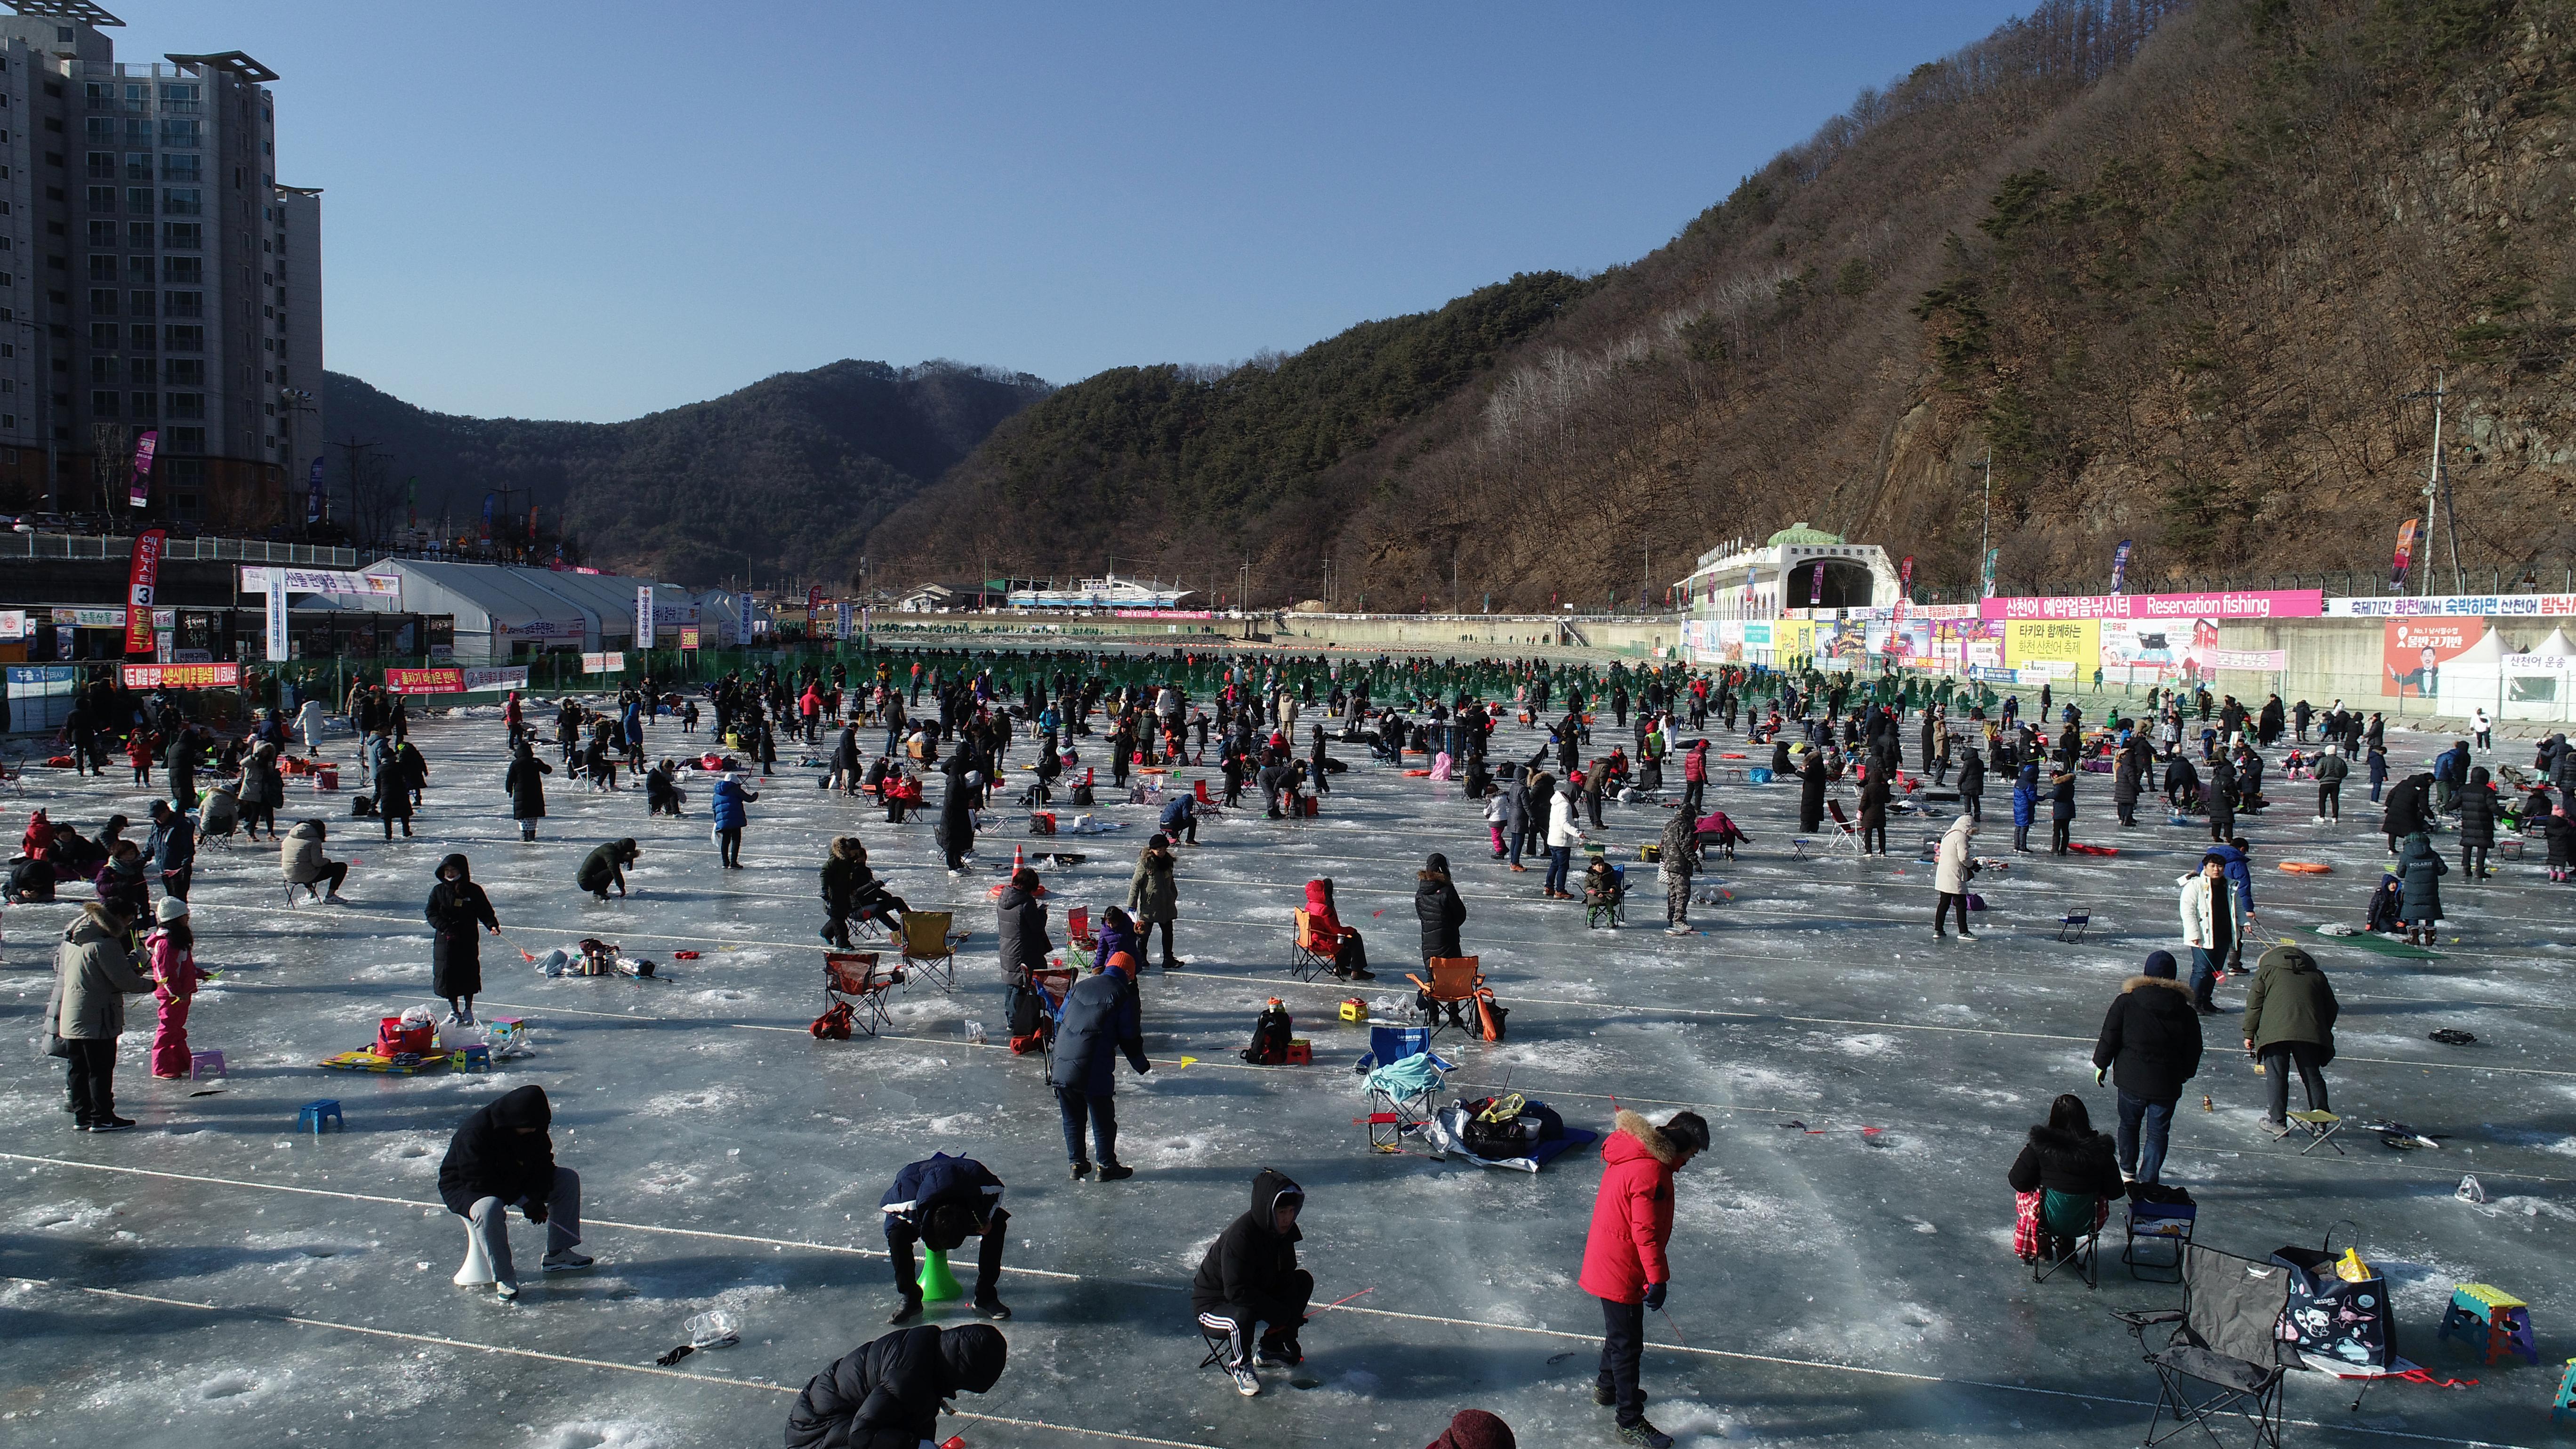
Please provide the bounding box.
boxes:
[144,896,209,1080]
[1656,804,1702,935]
[879,1152,1012,1324]
[46,901,152,1132]
[1578,1109,1711,1449]
[577,837,641,902]
[1932,814,1979,941]
[438,1084,591,1299]
[784,1324,1006,1449]
[427,853,500,1026]
[2089,950,2203,1184]
[1048,950,1150,1180]
[2176,853,2243,1015]
[2241,944,2339,1138]
[1190,1167,1313,1398]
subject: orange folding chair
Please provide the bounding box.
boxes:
[1290,909,1336,983]
[1192,777,1226,819]
[899,910,965,991]
[823,952,902,1038]
[1406,956,1485,1042]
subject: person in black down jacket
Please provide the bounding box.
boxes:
[505,741,552,842]
[426,853,499,1026]
[879,1152,1011,1324]
[1191,1167,1312,1398]
[1797,751,1827,833]
[1415,853,1466,963]
[2455,765,2497,881]
[1047,953,1149,1180]
[995,868,1050,1038]
[785,1323,1006,1449]
[2006,1094,2126,1261]
[2089,950,2203,1185]
[438,1085,589,1298]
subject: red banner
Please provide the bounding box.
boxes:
[385,667,465,694]
[2391,519,2419,588]
[124,527,168,655]
[121,661,241,689]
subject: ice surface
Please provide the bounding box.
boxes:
[0,704,2560,1447]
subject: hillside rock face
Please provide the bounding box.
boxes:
[877,0,2576,607]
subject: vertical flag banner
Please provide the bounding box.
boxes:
[529,507,539,542]
[2109,539,2133,595]
[807,585,824,616]
[305,458,325,526]
[1743,567,1757,608]
[1894,555,1915,629]
[127,430,158,507]
[480,493,496,542]
[264,572,290,661]
[836,601,853,638]
[123,527,167,654]
[1981,548,2000,599]
[1807,562,1824,607]
[406,477,417,530]
[635,586,655,651]
[2391,519,2419,587]
[738,591,755,643]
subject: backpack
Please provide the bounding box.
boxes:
[1240,1003,1293,1065]
[810,1001,853,1040]
[350,793,377,818]
[1460,1094,1531,1156]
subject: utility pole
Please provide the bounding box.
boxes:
[1976,446,1995,598]
[2404,371,2447,596]
[330,435,381,531]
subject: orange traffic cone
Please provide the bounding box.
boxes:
[1012,844,1025,874]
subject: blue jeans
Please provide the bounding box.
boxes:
[1544,845,1572,895]
[2189,948,2219,1010]
[2116,1090,2175,1184]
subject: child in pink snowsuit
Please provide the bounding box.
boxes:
[145,897,206,1079]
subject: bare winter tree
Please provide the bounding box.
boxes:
[90,422,130,519]
[349,451,404,548]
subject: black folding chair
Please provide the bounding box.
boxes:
[2031,1191,2105,1289]
[2111,1244,2296,1449]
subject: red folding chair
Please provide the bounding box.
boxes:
[1193,777,1226,818]
[823,952,902,1038]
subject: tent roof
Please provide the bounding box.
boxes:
[2451,625,2507,663]
[2530,627,2576,657]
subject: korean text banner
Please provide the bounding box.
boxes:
[1983,589,2320,621]
[121,662,240,689]
[2003,618,2101,680]
[240,567,403,599]
[2385,620,2483,700]
[123,528,167,655]
[2326,593,2576,618]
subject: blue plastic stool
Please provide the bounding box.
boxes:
[297,1099,345,1136]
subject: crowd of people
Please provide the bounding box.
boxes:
[22,644,2553,1447]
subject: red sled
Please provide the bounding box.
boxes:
[2066,842,2118,856]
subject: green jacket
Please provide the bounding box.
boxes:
[46,906,151,1039]
[2242,945,2338,1059]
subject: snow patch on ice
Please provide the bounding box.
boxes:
[18,1199,115,1232]
[924,1111,985,1136]
[194,1368,277,1402]
[536,1422,665,1449]
[638,1086,744,1117]
[1835,1033,1897,1057]
[635,1165,701,1196]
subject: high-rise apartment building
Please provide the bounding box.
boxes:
[0,0,320,531]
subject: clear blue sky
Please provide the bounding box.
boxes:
[140,1,2034,422]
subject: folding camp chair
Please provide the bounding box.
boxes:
[1289,909,1336,983]
[822,951,902,1038]
[2030,1190,2106,1289]
[2057,911,2092,943]
[1584,865,1627,929]
[1359,1041,1448,1153]
[1031,967,1075,1075]
[1192,777,1226,820]
[1063,906,1096,969]
[2284,1109,2345,1156]
[2125,1196,2198,1283]
[1406,956,1485,1042]
[2112,1244,2297,1449]
[899,910,964,991]
[1823,799,1862,857]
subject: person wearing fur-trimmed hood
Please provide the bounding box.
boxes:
[1578,1109,1709,1449]
[2090,950,2203,1185]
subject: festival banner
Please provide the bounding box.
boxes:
[636,586,656,648]
[464,666,529,693]
[2003,618,2101,681]
[1807,561,1824,607]
[1893,555,1914,629]
[2326,593,2576,618]
[2385,619,2482,700]
[678,625,700,652]
[581,651,626,675]
[1981,548,1999,600]
[305,458,326,526]
[239,567,403,599]
[127,429,157,507]
[2391,519,2419,588]
[2205,648,2288,671]
[2109,539,2132,595]
[57,606,128,628]
[480,492,495,542]
[123,527,167,654]
[385,668,464,694]
[121,661,240,689]
[1981,589,2321,622]
[836,601,853,638]
[264,573,290,661]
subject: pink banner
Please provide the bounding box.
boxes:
[1981,589,2320,622]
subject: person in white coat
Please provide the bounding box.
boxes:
[2470,707,2492,751]
[1543,775,1587,900]
[296,696,328,758]
[1933,814,1979,941]
[2176,853,2243,1016]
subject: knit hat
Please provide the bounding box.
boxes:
[1430,1409,1518,1449]
[156,896,189,923]
[2141,949,2176,980]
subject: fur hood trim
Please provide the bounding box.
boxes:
[1613,1108,1677,1165]
[2123,974,2193,998]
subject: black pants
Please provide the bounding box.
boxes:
[2261,1042,2329,1124]
[161,864,192,902]
[2318,784,2340,820]
[1861,820,1886,854]
[1198,1270,1315,1367]
[295,861,348,895]
[1597,1296,1648,1427]
[717,827,742,867]
[1935,891,1969,934]
[2463,845,2487,879]
[1146,917,1175,965]
[1682,780,1704,817]
[1171,816,1197,844]
[887,1208,1008,1302]
[2050,819,2072,853]
[2116,797,2136,826]
[64,1037,117,1126]
[1963,791,1982,821]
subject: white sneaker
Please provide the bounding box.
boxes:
[494,1280,520,1301]
[1956,930,1978,941]
[324,892,350,905]
[1228,1365,1261,1397]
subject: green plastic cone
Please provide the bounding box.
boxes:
[918,1247,965,1302]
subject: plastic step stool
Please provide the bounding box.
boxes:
[2437,1283,2536,1366]
[297,1099,345,1136]
[188,1048,225,1079]
[2552,1358,2576,1423]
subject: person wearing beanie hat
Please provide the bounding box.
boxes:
[1048,936,1150,1181]
[143,896,206,1080]
[1427,1409,1517,1449]
[1579,1109,1708,1448]
[2313,742,2348,822]
[2090,950,2203,1184]
[2242,944,2338,1138]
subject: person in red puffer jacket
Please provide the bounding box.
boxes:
[1578,1108,1709,1449]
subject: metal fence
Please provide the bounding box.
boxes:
[0,531,358,566]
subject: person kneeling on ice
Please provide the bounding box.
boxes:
[439,1084,591,1299]
[1580,1109,1710,1449]
[1191,1168,1313,1398]
[577,837,640,902]
[881,1152,1012,1324]
[785,1323,1006,1449]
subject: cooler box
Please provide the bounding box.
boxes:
[314,766,339,791]
[1748,767,1773,785]
[375,1016,434,1058]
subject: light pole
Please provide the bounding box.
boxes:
[3,316,56,510]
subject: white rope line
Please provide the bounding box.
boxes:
[3,1278,1229,1449]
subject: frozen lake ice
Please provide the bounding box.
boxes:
[1,700,2567,1448]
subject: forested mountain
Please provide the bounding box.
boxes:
[873,0,2576,607]
[323,360,1048,586]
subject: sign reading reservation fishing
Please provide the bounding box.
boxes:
[121,662,240,689]
[1981,589,2322,621]
[385,666,531,695]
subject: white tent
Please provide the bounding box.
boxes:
[2498,627,2576,723]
